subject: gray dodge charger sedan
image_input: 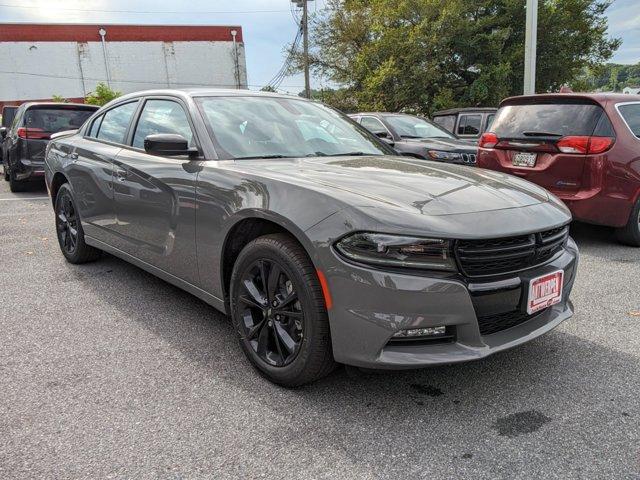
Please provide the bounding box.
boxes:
[45,89,578,386]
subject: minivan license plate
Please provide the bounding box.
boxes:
[513,152,537,167]
[527,270,564,314]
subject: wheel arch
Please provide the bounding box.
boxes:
[50,172,70,207]
[219,210,318,310]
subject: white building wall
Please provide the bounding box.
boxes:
[0,40,247,101]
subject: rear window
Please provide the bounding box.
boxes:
[24,107,95,134]
[618,103,640,138]
[491,103,605,138]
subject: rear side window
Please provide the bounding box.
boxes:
[491,102,605,138]
[24,107,94,134]
[457,115,481,136]
[486,114,495,130]
[97,102,138,144]
[88,115,103,138]
[618,104,640,138]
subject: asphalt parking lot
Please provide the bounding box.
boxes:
[0,178,638,480]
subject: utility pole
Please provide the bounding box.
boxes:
[523,0,538,95]
[293,0,312,99]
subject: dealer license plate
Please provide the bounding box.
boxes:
[527,270,564,314]
[512,152,537,167]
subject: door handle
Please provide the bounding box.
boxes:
[115,168,127,181]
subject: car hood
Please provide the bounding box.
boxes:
[231,155,553,216]
[402,137,477,152]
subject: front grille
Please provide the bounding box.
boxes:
[455,225,569,278]
[462,153,477,164]
[478,309,547,336]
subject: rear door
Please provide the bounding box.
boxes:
[481,99,614,193]
[66,101,139,242]
[111,97,200,284]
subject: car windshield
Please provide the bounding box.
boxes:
[384,115,455,139]
[24,107,95,134]
[490,103,605,137]
[196,96,390,159]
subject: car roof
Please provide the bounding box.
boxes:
[432,107,497,116]
[111,88,306,104]
[499,93,640,107]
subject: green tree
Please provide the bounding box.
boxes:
[308,0,620,114]
[85,83,122,106]
[51,95,70,103]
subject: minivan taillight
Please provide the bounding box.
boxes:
[479,132,498,148]
[17,127,50,140]
[556,136,614,154]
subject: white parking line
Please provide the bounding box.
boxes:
[0,197,49,201]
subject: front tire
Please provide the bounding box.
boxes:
[230,234,335,387]
[54,183,101,263]
[616,199,640,247]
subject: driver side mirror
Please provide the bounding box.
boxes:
[144,134,198,158]
[0,127,7,140]
[375,130,395,147]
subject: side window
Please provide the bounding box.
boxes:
[97,102,138,144]
[485,114,495,131]
[132,99,194,149]
[433,115,456,133]
[457,115,482,136]
[360,117,388,136]
[87,115,103,138]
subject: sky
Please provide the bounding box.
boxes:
[0,0,638,94]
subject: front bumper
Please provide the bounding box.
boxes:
[323,237,578,369]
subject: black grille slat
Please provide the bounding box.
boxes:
[455,226,569,278]
[477,309,547,336]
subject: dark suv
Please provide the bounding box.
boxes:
[1,102,98,191]
[349,112,478,165]
[477,93,640,246]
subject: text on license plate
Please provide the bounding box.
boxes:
[527,270,564,314]
[513,152,537,167]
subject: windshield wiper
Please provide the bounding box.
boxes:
[330,152,379,157]
[522,131,563,137]
[234,154,292,160]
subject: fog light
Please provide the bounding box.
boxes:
[393,326,447,338]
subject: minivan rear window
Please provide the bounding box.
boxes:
[490,103,605,138]
[618,103,640,138]
[24,107,95,135]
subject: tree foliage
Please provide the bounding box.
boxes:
[308,0,620,114]
[85,83,122,106]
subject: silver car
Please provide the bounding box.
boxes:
[45,89,578,386]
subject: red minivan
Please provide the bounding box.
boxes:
[477,94,640,246]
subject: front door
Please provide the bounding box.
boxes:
[111,98,200,284]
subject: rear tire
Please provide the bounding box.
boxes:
[230,233,335,387]
[9,169,26,192]
[3,167,8,181]
[54,183,101,263]
[616,199,640,247]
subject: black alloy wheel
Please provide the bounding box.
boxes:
[230,234,335,387]
[56,191,79,255]
[54,183,101,263]
[238,258,304,367]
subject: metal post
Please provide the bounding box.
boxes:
[231,30,241,89]
[98,28,111,88]
[302,0,311,99]
[523,0,538,95]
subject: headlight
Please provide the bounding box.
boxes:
[335,232,457,271]
[428,150,462,161]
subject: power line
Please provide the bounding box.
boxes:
[0,3,290,14]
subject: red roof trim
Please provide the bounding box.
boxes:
[0,24,243,42]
